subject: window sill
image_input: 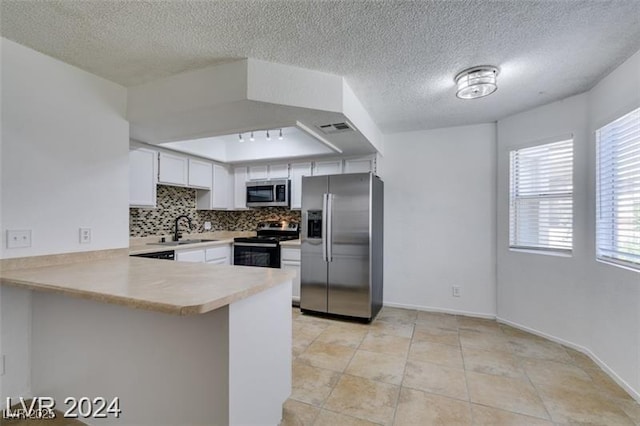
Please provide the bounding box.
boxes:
[509,247,573,258]
[596,258,640,273]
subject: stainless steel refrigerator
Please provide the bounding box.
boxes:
[300,172,383,321]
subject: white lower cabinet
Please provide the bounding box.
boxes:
[175,249,206,263]
[176,244,231,264]
[281,247,301,304]
[206,245,231,265]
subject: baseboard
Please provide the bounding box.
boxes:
[497,316,640,403]
[383,301,496,320]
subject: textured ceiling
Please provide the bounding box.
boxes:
[1,1,639,134]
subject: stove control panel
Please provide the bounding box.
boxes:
[257,221,299,232]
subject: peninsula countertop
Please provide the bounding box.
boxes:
[0,256,294,315]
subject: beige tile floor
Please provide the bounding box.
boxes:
[283,306,640,426]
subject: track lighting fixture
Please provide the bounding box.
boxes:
[238,129,285,142]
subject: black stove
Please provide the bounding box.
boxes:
[233,221,299,267]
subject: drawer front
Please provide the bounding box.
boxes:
[176,249,205,263]
[281,248,301,261]
[206,245,231,262]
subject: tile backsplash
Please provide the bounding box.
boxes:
[129,185,301,237]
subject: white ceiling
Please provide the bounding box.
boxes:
[1,1,639,134]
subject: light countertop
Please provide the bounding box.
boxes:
[0,256,294,315]
[280,239,301,247]
[129,238,235,255]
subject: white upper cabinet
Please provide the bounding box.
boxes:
[268,164,289,179]
[313,160,342,176]
[129,147,157,207]
[211,164,230,209]
[344,157,374,174]
[290,162,312,210]
[233,166,248,209]
[247,165,268,181]
[197,164,231,210]
[188,158,213,189]
[158,152,188,186]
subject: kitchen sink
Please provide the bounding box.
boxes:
[147,239,219,246]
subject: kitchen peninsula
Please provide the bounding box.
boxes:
[0,252,293,425]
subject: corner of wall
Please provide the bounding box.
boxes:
[341,80,384,155]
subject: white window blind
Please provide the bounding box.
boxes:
[596,107,640,270]
[509,139,573,252]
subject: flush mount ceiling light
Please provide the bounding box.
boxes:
[455,66,499,99]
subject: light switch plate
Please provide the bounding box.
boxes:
[6,230,31,248]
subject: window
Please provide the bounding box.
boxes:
[596,107,640,270]
[509,139,574,253]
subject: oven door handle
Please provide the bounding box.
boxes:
[233,242,279,248]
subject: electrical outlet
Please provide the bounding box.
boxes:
[452,286,461,297]
[204,221,212,231]
[79,228,92,244]
[6,230,31,248]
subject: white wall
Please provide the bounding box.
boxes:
[497,50,640,398]
[587,50,640,397]
[1,38,130,259]
[380,123,497,317]
[1,38,129,404]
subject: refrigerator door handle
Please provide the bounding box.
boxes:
[327,193,333,262]
[322,193,328,262]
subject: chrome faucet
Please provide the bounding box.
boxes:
[174,215,192,242]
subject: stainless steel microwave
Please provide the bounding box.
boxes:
[246,179,290,208]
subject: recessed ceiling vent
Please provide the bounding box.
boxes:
[317,122,354,134]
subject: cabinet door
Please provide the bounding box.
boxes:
[233,167,248,209]
[188,159,213,189]
[290,162,312,210]
[205,245,231,264]
[158,152,188,186]
[212,164,230,209]
[313,160,342,176]
[268,164,289,179]
[281,248,301,261]
[281,260,301,303]
[248,165,268,180]
[175,249,205,263]
[129,148,157,207]
[344,158,373,174]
